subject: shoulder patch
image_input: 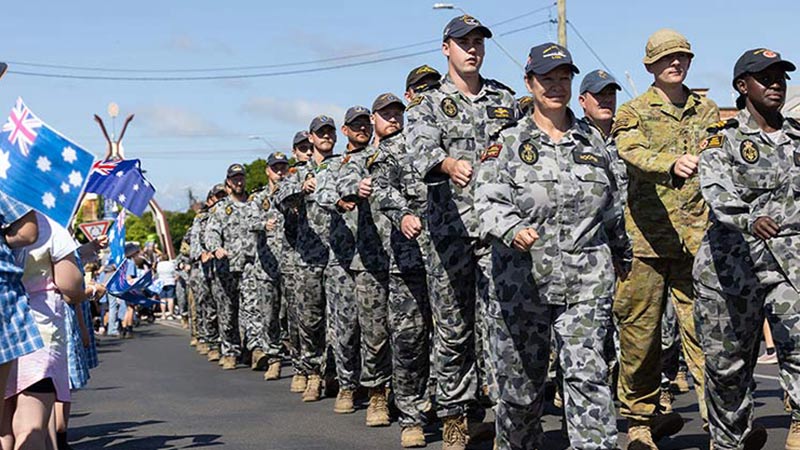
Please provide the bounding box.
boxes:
[288,167,298,174]
[699,134,725,151]
[366,150,380,169]
[480,144,502,162]
[487,79,516,95]
[406,95,424,111]
[706,118,739,133]
[487,106,515,120]
[611,114,638,135]
[261,197,270,211]
[518,141,539,165]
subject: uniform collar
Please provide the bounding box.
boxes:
[440,73,498,101]
[524,108,584,145]
[736,108,798,144]
[644,84,701,119]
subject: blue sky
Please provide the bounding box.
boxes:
[2,0,798,211]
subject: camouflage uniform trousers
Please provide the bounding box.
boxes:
[696,278,800,449]
[190,264,219,349]
[661,297,687,387]
[488,293,617,450]
[281,265,303,373]
[295,264,327,375]
[211,264,242,358]
[389,269,432,428]
[427,234,480,418]
[325,263,360,389]
[613,256,707,422]
[240,262,282,362]
[354,270,391,388]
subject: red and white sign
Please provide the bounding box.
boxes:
[78,220,112,240]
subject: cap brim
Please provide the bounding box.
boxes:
[582,81,621,94]
[373,100,404,113]
[344,112,370,124]
[643,48,694,65]
[527,63,580,76]
[754,59,797,74]
[447,25,492,40]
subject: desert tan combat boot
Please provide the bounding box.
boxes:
[250,349,267,370]
[672,370,690,393]
[197,343,209,355]
[401,425,426,448]
[189,337,197,347]
[365,387,390,427]
[442,414,468,450]
[263,361,281,380]
[787,419,800,450]
[206,349,220,362]
[290,374,307,393]
[221,355,237,370]
[302,374,322,402]
[333,388,355,414]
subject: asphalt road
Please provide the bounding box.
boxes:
[69,321,793,450]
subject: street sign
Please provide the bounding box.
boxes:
[78,220,112,241]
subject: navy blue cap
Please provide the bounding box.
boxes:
[226,163,245,178]
[443,15,492,41]
[267,151,290,167]
[309,115,336,132]
[372,93,404,112]
[406,65,441,90]
[292,130,309,146]
[579,69,621,94]
[733,48,795,88]
[344,106,370,125]
[525,43,579,76]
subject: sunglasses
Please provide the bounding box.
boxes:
[751,72,789,87]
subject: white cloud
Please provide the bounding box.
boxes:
[241,97,346,126]
[138,105,223,137]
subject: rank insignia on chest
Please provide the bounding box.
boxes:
[262,198,270,211]
[225,206,233,215]
[487,106,513,120]
[441,97,458,117]
[740,140,760,163]
[480,144,502,162]
[518,141,539,165]
[699,134,724,150]
[573,152,605,168]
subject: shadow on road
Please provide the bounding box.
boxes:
[71,420,224,449]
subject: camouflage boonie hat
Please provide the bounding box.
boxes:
[643,29,693,65]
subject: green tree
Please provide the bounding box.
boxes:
[245,158,268,194]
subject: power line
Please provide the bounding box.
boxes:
[7,4,555,75]
[8,20,552,82]
[567,20,633,99]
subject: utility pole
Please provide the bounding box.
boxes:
[557,0,567,47]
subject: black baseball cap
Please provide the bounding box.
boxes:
[226,163,245,178]
[733,48,795,88]
[309,115,336,132]
[292,130,309,146]
[579,69,621,94]
[211,183,226,195]
[372,93,404,112]
[344,106,370,125]
[267,151,290,167]
[525,43,580,76]
[442,15,492,41]
[406,65,441,90]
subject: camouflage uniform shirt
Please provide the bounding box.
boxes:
[247,185,283,281]
[204,196,254,272]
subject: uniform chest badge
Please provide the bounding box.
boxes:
[518,141,539,165]
[487,106,513,120]
[441,97,458,117]
[262,198,270,211]
[699,134,724,150]
[794,151,800,167]
[573,152,605,168]
[225,206,233,215]
[740,140,760,163]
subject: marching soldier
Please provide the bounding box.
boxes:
[695,48,799,450]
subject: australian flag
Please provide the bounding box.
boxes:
[106,259,161,307]
[0,98,95,227]
[85,159,155,216]
[108,209,126,266]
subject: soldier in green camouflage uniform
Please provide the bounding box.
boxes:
[275,116,344,402]
[694,48,799,450]
[476,43,631,450]
[205,164,252,370]
[404,15,517,449]
[611,29,719,448]
[282,131,314,393]
[189,185,225,360]
[370,90,434,448]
